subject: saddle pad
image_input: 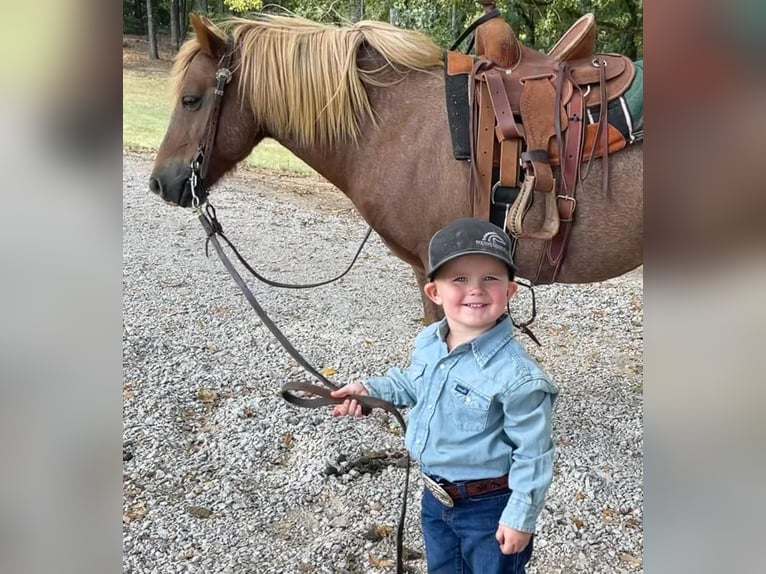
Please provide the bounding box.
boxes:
[585,59,643,145]
[624,59,643,138]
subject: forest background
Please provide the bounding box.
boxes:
[122,0,643,61]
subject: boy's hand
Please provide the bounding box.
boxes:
[495,525,531,555]
[329,383,369,418]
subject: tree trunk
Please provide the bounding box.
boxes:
[170,0,181,51]
[146,0,159,59]
[133,0,145,34]
[194,0,208,15]
[352,0,364,22]
[181,0,188,37]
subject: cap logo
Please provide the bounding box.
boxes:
[477,231,506,250]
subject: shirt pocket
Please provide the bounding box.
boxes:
[448,379,492,431]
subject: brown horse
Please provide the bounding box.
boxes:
[150,14,642,323]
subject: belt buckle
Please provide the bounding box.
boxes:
[422,474,454,508]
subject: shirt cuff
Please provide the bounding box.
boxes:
[499,492,543,533]
[363,377,388,400]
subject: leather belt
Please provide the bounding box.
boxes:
[423,473,509,507]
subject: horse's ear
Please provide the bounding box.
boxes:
[189,12,227,58]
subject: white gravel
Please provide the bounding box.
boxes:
[123,153,643,573]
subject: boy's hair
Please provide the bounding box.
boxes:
[427,218,517,280]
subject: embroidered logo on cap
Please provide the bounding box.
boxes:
[477,231,507,250]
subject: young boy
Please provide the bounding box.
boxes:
[331,217,557,574]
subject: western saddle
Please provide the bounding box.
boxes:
[448,3,636,283]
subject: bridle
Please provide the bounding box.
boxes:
[185,48,412,574]
[188,51,233,208]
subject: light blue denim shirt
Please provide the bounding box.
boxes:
[364,315,558,532]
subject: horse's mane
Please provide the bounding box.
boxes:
[171,14,444,148]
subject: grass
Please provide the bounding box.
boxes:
[123,71,172,152]
[122,40,316,175]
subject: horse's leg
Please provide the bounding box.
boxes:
[413,268,444,325]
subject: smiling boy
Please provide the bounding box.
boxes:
[331,218,558,573]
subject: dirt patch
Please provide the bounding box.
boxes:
[123,35,175,75]
[231,167,355,213]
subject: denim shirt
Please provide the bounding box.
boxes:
[364,315,558,532]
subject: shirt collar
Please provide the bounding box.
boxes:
[435,314,514,368]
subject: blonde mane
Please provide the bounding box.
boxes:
[171,14,444,148]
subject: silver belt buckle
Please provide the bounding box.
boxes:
[422,474,454,508]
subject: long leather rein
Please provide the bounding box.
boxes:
[187,52,412,573]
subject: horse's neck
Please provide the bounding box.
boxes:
[274,57,471,276]
[277,69,456,208]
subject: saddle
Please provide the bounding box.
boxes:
[448,6,636,283]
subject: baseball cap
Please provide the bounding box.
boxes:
[427,218,517,280]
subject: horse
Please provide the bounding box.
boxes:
[149,13,643,324]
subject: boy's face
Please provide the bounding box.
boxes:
[424,254,517,336]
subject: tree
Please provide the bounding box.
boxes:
[146,0,159,59]
[170,0,182,50]
[223,0,263,13]
[128,0,641,60]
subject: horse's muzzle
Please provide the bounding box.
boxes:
[149,164,208,208]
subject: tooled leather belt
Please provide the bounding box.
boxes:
[423,473,509,508]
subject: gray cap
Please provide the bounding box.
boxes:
[427,218,517,279]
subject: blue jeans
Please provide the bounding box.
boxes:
[421,487,534,574]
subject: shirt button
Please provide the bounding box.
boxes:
[439,364,445,370]
[465,398,472,404]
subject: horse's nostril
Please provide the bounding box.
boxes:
[149,177,162,195]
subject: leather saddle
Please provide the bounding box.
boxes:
[447,8,637,283]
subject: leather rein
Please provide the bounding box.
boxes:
[186,51,412,573]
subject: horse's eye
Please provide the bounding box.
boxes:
[181,95,202,110]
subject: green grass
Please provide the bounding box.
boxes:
[123,72,172,152]
[123,68,316,175]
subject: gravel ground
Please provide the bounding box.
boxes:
[123,152,643,574]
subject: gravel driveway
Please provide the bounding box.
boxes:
[123,152,643,573]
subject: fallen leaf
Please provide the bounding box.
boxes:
[243,406,255,418]
[369,554,395,568]
[320,367,337,376]
[186,505,213,519]
[623,517,641,529]
[123,388,135,400]
[619,552,642,566]
[362,526,383,541]
[575,492,585,501]
[375,524,394,538]
[282,432,294,449]
[196,388,217,403]
[601,508,615,517]
[123,501,147,522]
[404,546,423,561]
[571,517,584,529]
